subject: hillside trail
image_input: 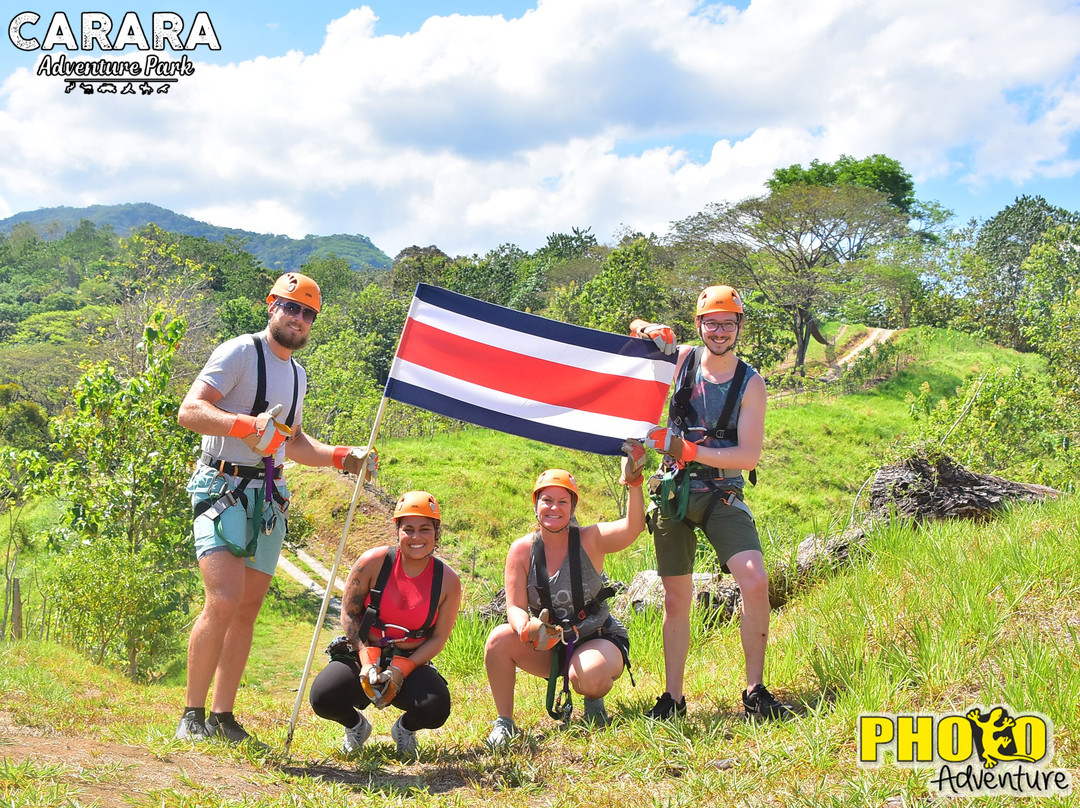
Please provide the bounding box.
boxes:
[820,326,895,381]
[769,326,896,401]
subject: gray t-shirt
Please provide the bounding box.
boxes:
[196,331,307,466]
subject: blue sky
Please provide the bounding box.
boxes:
[2,1,1078,257]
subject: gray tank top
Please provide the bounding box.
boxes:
[526,530,626,640]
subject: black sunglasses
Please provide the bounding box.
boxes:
[275,300,318,324]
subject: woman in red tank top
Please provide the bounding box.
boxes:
[309,491,462,756]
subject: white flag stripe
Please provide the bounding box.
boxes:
[393,358,654,438]
[411,298,673,384]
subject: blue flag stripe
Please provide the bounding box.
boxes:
[414,283,660,359]
[385,378,627,456]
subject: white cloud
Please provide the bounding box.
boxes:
[1,0,1079,257]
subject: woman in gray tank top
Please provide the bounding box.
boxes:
[483,450,647,747]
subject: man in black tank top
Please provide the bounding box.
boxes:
[630,285,792,722]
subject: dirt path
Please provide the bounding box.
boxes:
[820,327,896,381]
[836,327,895,367]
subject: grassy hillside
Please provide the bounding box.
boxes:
[2,486,1077,807]
[286,326,1049,605]
[3,326,1073,806]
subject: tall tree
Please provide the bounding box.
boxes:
[957,195,1080,350]
[669,184,907,371]
[46,311,199,679]
[391,246,451,296]
[768,153,916,214]
[575,238,667,332]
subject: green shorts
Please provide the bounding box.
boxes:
[653,489,761,577]
[188,464,289,577]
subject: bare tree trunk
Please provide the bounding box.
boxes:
[11,578,21,640]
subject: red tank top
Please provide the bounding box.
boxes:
[364,549,439,643]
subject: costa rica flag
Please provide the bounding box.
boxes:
[384,284,677,455]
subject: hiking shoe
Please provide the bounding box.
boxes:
[205,712,251,743]
[390,717,418,756]
[175,709,209,741]
[486,716,520,749]
[742,684,793,721]
[342,713,372,754]
[645,692,687,720]
[583,697,609,727]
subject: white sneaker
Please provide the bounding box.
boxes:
[342,713,372,754]
[486,716,519,749]
[390,717,418,756]
[583,697,609,727]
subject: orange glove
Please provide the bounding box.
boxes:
[519,608,562,650]
[228,414,258,438]
[370,656,416,708]
[619,438,647,486]
[645,426,699,465]
[238,404,291,456]
[335,446,378,479]
[631,322,676,355]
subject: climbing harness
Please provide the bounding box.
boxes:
[530,528,631,722]
[190,334,299,557]
[357,546,445,643]
[668,346,757,486]
[326,547,444,707]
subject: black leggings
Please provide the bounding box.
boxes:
[309,659,452,732]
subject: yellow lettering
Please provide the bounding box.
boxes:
[859,716,894,762]
[897,715,934,762]
[1012,716,1048,761]
[937,716,972,762]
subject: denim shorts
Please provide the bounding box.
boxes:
[187,464,289,577]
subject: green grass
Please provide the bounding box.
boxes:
[4,325,1074,805]
[3,493,1079,807]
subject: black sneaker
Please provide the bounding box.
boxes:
[174,709,209,741]
[205,712,251,744]
[742,684,793,720]
[645,692,687,720]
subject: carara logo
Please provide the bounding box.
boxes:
[8,11,219,96]
[858,706,1071,797]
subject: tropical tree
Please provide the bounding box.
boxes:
[669,184,908,371]
[391,246,451,296]
[575,238,668,333]
[768,153,916,214]
[955,195,1080,350]
[44,310,199,679]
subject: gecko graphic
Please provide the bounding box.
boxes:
[966,708,1038,769]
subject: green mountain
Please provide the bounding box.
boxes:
[0,202,393,270]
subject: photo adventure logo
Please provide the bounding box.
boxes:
[8,11,220,95]
[859,705,1071,798]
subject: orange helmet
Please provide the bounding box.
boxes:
[532,469,578,505]
[393,491,441,523]
[267,272,322,313]
[696,285,743,317]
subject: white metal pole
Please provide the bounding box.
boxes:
[282,393,390,755]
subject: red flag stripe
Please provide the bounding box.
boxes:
[397,317,670,422]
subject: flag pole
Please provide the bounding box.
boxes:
[282,392,390,755]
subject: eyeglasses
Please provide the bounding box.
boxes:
[275,300,318,324]
[700,318,739,333]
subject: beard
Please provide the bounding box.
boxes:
[699,327,738,357]
[703,339,736,357]
[269,319,309,350]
